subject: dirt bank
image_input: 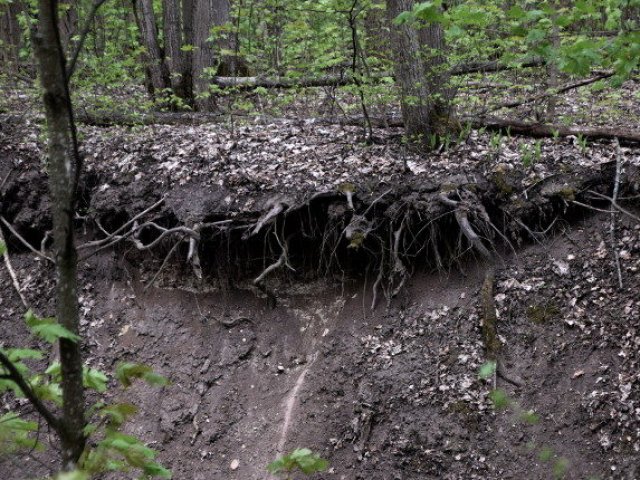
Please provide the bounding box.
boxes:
[1,119,640,479]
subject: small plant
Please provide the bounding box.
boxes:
[576,134,589,154]
[267,448,329,479]
[479,362,570,479]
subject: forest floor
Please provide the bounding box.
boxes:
[1,82,640,479]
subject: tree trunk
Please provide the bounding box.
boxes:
[163,0,182,84]
[181,0,195,103]
[192,0,234,110]
[0,0,23,72]
[31,0,85,469]
[386,0,454,142]
[58,0,77,52]
[132,0,172,98]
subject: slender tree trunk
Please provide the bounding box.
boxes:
[31,0,85,469]
[181,0,195,103]
[0,0,23,72]
[132,0,172,98]
[58,0,78,52]
[386,0,454,142]
[163,0,183,91]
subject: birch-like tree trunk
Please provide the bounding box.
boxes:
[386,0,454,142]
[31,0,86,468]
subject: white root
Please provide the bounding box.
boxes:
[253,233,294,285]
[0,229,29,309]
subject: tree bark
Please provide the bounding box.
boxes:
[0,0,23,72]
[31,0,86,469]
[386,0,454,141]
[132,0,172,97]
[192,0,234,110]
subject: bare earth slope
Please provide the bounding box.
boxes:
[1,119,640,479]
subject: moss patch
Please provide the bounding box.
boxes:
[526,302,560,324]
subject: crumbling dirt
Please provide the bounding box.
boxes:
[1,120,640,479]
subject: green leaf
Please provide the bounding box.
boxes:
[142,462,172,478]
[519,410,540,425]
[54,471,89,480]
[539,446,554,462]
[0,241,6,256]
[489,389,510,409]
[84,368,108,393]
[100,403,139,427]
[25,310,80,344]
[0,413,42,453]
[5,348,43,362]
[267,448,329,476]
[553,457,570,479]
[115,363,168,388]
[478,361,496,380]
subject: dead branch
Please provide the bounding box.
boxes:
[609,140,624,289]
[187,224,203,280]
[586,190,640,223]
[480,269,525,388]
[209,58,544,91]
[483,71,614,114]
[462,116,640,145]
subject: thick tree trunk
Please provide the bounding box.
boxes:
[386,0,454,141]
[192,0,234,110]
[31,0,85,469]
[132,0,172,97]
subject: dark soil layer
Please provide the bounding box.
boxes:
[1,119,640,479]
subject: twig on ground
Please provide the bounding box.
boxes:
[586,190,640,223]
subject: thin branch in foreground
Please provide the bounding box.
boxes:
[0,350,62,435]
[66,0,110,79]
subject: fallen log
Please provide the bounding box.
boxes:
[462,115,640,145]
[309,114,640,145]
[209,58,545,91]
[483,71,614,114]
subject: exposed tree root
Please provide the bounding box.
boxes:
[480,269,525,388]
[0,229,29,309]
